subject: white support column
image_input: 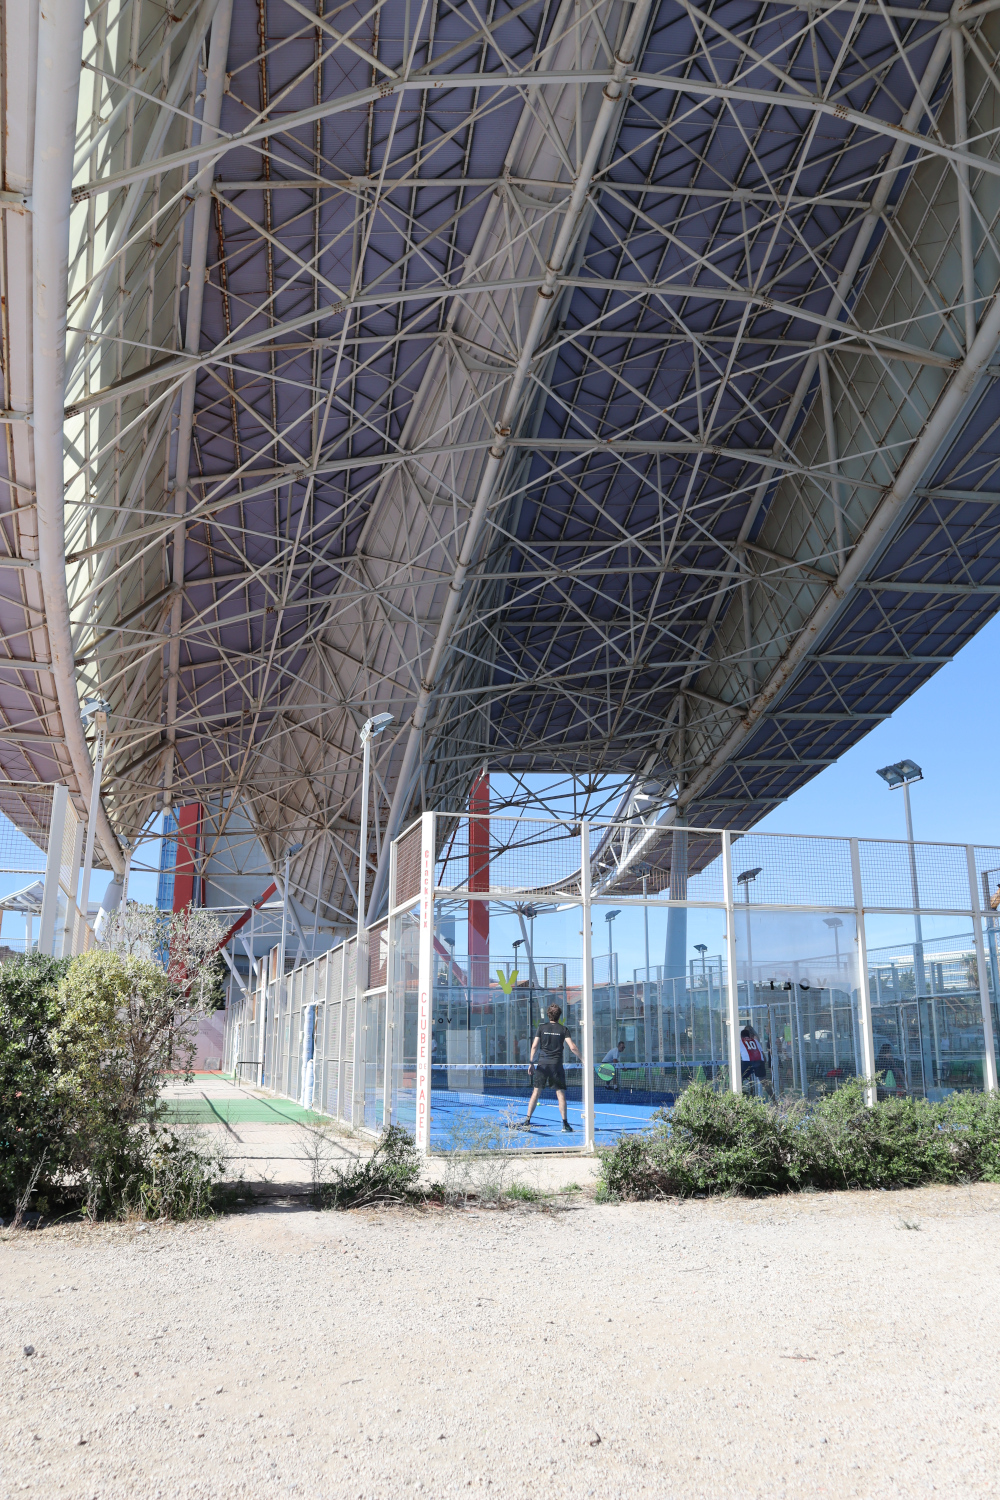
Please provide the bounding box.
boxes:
[722,832,742,1095]
[38,786,69,957]
[415,811,435,1155]
[850,838,878,1105]
[580,821,595,1152]
[967,845,999,1094]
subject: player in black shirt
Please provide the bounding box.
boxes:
[519,1003,583,1133]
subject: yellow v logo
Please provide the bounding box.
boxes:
[496,968,518,995]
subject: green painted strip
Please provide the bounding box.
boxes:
[158,1097,324,1126]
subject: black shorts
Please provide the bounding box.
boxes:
[741,1060,766,1080]
[531,1061,566,1091]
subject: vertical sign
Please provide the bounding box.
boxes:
[415,810,435,1154]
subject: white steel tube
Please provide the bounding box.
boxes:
[966,844,999,1094]
[372,0,655,903]
[580,821,595,1152]
[163,0,234,801]
[32,0,123,877]
[65,0,222,380]
[722,833,742,1095]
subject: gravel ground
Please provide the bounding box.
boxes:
[3,1182,1000,1500]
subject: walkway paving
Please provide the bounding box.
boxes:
[158,1074,358,1188]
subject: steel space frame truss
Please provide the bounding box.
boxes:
[7,0,1000,929]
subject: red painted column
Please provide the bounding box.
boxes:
[172,803,202,912]
[468,771,489,993]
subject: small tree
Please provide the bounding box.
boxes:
[56,950,205,1215]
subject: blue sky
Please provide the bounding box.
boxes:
[754,611,1000,847]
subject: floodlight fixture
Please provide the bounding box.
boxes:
[359,712,395,744]
[876,760,923,789]
[736,867,762,885]
[287,841,303,856]
[81,698,110,721]
[823,917,843,930]
[605,909,621,922]
[694,943,708,955]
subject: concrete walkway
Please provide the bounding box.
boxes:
[159,1074,358,1188]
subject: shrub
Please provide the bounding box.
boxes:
[597,1080,1000,1201]
[0,955,70,1217]
[128,1130,227,1220]
[431,1109,525,1204]
[320,1125,420,1208]
[1,945,228,1224]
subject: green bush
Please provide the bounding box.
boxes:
[1,948,225,1222]
[128,1130,227,1220]
[320,1125,421,1209]
[0,955,70,1217]
[598,1080,1000,1201]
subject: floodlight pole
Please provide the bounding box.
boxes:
[887,774,935,1092]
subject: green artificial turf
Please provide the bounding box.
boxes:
[159,1093,324,1126]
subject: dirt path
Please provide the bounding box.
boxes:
[3,1182,1000,1499]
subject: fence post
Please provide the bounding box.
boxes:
[336,940,349,1125]
[850,838,877,1105]
[38,785,68,957]
[382,838,398,1128]
[352,930,367,1129]
[722,832,742,1095]
[415,811,435,1155]
[580,820,595,1152]
[967,845,998,1094]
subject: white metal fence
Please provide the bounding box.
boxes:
[224,814,1000,1154]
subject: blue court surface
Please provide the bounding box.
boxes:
[427,1087,663,1149]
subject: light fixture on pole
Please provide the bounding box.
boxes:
[876,759,929,1081]
[823,916,843,973]
[357,714,394,937]
[279,840,303,982]
[736,868,762,1002]
[77,699,110,951]
[605,908,621,1013]
[695,941,708,984]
